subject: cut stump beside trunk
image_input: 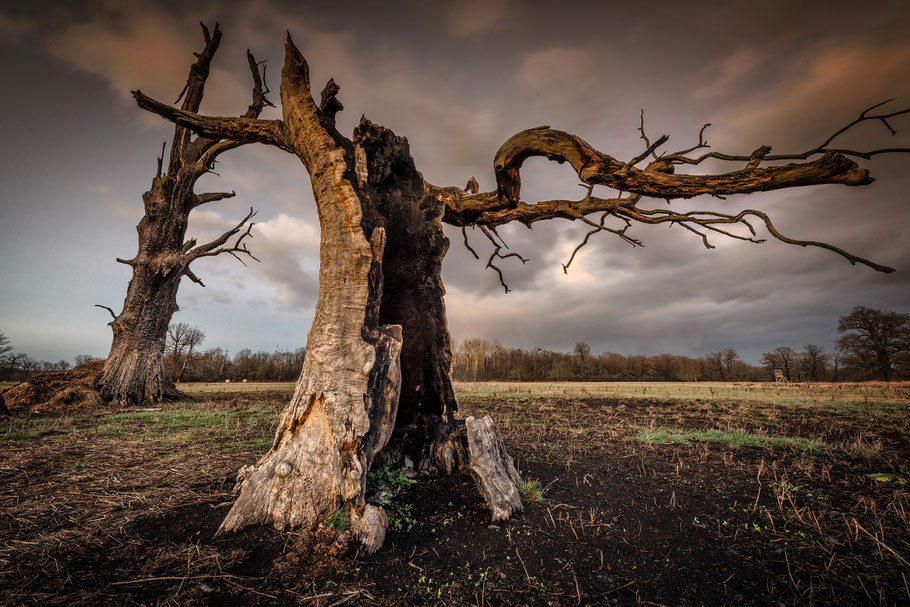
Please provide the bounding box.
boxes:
[466,416,524,522]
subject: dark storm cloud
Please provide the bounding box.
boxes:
[1,0,909,363]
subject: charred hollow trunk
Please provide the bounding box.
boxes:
[353,121,463,474]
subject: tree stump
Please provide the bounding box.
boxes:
[465,416,523,522]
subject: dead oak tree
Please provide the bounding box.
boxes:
[96,23,269,405]
[135,35,907,552]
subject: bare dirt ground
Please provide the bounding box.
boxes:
[1,382,908,605]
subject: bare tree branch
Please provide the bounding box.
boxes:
[167,22,224,176]
[133,91,288,151]
[493,128,877,205]
[430,103,908,278]
[477,225,528,293]
[184,267,206,287]
[630,112,669,167]
[196,50,276,170]
[194,190,236,207]
[461,226,480,260]
[95,304,117,320]
[185,207,260,266]
[663,99,910,165]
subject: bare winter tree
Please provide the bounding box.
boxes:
[135,35,908,552]
[799,344,830,382]
[837,306,910,381]
[761,346,798,381]
[95,23,269,405]
[166,323,206,382]
[0,332,9,415]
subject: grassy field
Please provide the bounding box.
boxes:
[1,381,908,604]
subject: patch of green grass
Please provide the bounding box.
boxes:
[72,459,93,469]
[241,436,274,450]
[630,428,826,453]
[867,472,908,484]
[633,430,692,445]
[518,477,544,503]
[2,431,37,440]
[325,507,350,533]
[689,429,822,452]
[867,463,910,484]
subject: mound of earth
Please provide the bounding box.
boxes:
[3,360,106,413]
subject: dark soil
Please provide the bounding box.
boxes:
[1,389,908,605]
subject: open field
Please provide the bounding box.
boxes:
[1,382,909,604]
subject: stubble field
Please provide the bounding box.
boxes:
[1,381,908,605]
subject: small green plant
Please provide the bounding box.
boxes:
[326,507,350,533]
[72,459,93,469]
[388,502,418,532]
[867,463,910,484]
[369,465,415,491]
[518,477,544,503]
[365,465,418,534]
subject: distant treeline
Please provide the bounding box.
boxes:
[450,306,910,383]
[453,339,767,382]
[451,338,904,383]
[166,347,307,383]
[2,306,907,383]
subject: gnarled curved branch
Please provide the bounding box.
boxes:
[492,127,874,205]
[434,104,907,277]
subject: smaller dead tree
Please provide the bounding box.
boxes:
[96,23,270,406]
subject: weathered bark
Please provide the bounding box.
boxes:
[99,241,182,404]
[218,41,404,551]
[98,24,265,405]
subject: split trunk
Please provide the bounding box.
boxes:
[217,44,522,551]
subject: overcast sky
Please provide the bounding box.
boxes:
[1,0,909,365]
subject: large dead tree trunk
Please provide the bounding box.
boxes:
[134,33,905,552]
[200,41,522,551]
[98,24,266,405]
